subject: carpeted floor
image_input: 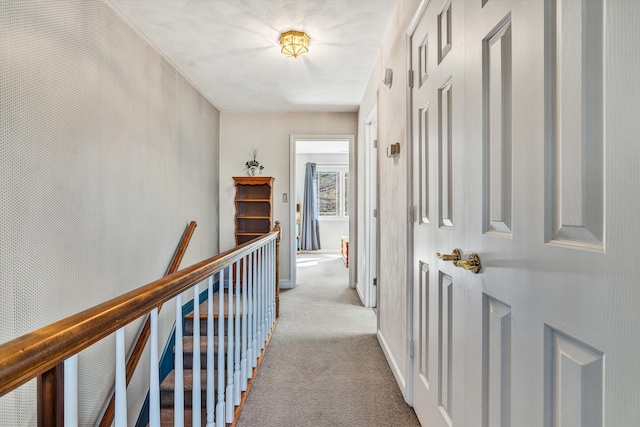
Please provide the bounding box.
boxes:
[236,252,420,427]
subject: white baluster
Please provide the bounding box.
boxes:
[216,268,226,427]
[260,246,267,349]
[273,241,277,324]
[266,243,271,330]
[64,354,78,427]
[268,242,273,336]
[174,295,184,427]
[266,244,271,342]
[226,264,235,424]
[149,308,160,427]
[266,243,271,331]
[271,240,276,326]
[266,243,271,340]
[267,242,275,339]
[192,282,201,427]
[234,261,241,406]
[256,248,262,351]
[251,250,258,368]
[247,252,254,375]
[207,276,215,427]
[268,241,274,327]
[241,254,248,391]
[272,241,276,324]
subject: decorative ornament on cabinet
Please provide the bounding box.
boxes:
[245,145,265,176]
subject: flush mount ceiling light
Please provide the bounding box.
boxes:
[279,30,310,58]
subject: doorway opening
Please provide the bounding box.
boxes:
[289,135,354,289]
[354,110,379,310]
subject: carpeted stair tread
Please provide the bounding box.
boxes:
[160,369,217,409]
[160,370,210,392]
[184,314,242,336]
[181,335,226,352]
[158,288,271,424]
[179,336,229,369]
[184,293,246,320]
[158,407,207,427]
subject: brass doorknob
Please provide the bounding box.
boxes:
[455,253,481,274]
[436,249,461,262]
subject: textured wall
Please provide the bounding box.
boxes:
[358,0,420,400]
[219,112,357,287]
[0,1,220,425]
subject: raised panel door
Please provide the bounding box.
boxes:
[410,0,466,425]
[412,0,640,425]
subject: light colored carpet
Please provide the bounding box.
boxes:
[236,252,420,427]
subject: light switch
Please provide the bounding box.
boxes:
[283,193,288,203]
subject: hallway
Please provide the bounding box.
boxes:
[236,253,420,427]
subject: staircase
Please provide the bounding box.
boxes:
[0,225,280,427]
[132,231,280,427]
[158,290,241,427]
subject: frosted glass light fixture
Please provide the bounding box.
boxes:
[279,30,310,58]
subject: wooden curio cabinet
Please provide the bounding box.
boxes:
[233,176,274,245]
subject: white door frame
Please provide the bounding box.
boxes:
[355,108,380,308]
[288,134,355,288]
[367,116,379,309]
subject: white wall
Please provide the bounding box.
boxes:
[0,1,220,425]
[357,0,420,401]
[219,112,357,287]
[296,153,349,251]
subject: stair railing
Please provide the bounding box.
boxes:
[100,220,198,427]
[0,222,281,427]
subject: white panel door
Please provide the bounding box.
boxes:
[412,0,640,426]
[410,0,466,425]
[461,0,640,425]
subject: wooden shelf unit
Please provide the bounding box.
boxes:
[233,176,274,245]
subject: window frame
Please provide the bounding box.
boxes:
[316,164,349,219]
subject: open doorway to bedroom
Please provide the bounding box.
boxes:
[289,135,354,290]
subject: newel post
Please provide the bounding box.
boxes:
[37,363,64,427]
[274,221,281,319]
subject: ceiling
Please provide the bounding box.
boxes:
[106,0,399,113]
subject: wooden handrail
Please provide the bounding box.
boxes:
[165,221,198,276]
[98,221,197,427]
[0,230,279,398]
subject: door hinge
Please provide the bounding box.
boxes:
[373,278,377,287]
[373,208,377,218]
[408,205,415,223]
[409,340,415,358]
[408,70,414,88]
[374,139,378,149]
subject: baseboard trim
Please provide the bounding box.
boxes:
[377,330,407,398]
[279,279,293,289]
[356,282,366,307]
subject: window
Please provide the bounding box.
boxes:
[317,167,349,218]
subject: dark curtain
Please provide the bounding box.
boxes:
[301,162,321,250]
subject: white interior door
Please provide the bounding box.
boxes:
[463,0,640,425]
[410,0,466,425]
[412,0,640,426]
